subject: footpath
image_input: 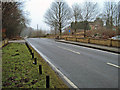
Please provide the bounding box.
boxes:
[56,39,120,54]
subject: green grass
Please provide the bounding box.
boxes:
[2,43,68,88]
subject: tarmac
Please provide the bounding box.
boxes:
[4,39,120,54]
[56,39,120,54]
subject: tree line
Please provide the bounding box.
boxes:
[2,1,119,39]
[44,0,120,37]
[20,27,47,38]
[2,1,29,39]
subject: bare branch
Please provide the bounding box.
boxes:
[44,1,72,35]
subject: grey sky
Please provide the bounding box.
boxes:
[24,0,119,30]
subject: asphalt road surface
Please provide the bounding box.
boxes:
[26,38,119,88]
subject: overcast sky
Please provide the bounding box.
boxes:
[24,0,119,31]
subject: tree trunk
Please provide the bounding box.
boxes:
[59,23,62,38]
[84,21,88,38]
[75,21,77,38]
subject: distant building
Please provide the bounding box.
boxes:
[89,18,103,30]
[63,18,104,36]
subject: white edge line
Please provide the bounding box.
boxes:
[25,40,79,89]
[107,62,120,68]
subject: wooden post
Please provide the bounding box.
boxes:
[34,58,37,65]
[31,53,34,59]
[110,39,112,47]
[25,42,28,47]
[76,37,77,42]
[39,65,42,74]
[88,38,90,43]
[29,49,32,54]
[46,76,50,88]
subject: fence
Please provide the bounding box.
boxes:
[62,37,120,47]
[25,42,50,88]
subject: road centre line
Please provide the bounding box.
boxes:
[56,42,118,56]
[57,43,119,69]
[107,62,120,68]
[57,46,80,55]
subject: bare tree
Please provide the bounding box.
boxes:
[72,3,82,35]
[82,2,98,21]
[44,0,72,37]
[114,4,119,27]
[81,2,99,37]
[103,2,118,28]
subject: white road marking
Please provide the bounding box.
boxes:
[56,42,119,56]
[107,62,120,68]
[26,39,79,89]
[57,46,80,55]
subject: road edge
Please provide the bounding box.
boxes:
[25,39,79,89]
[56,40,120,54]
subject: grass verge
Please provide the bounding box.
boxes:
[2,43,68,88]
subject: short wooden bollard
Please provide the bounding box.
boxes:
[25,43,29,48]
[46,76,50,88]
[25,43,31,52]
[28,46,31,51]
[25,42,33,55]
[34,58,37,65]
[29,49,31,52]
[25,42,28,46]
[29,49,32,54]
[39,65,42,74]
[31,53,34,59]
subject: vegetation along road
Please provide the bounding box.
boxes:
[2,43,68,88]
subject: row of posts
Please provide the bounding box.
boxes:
[25,42,50,88]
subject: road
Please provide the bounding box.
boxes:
[26,38,119,88]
